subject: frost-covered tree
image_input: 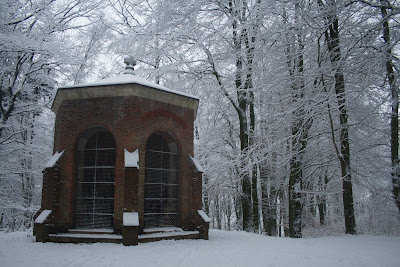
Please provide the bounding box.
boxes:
[0,0,104,230]
[100,0,400,236]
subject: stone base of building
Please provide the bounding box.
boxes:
[39,227,205,245]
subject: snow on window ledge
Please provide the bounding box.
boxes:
[45,150,64,168]
[124,149,139,168]
[190,155,204,173]
[35,210,52,224]
[198,210,211,223]
[123,212,139,226]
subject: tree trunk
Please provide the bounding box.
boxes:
[260,156,278,236]
[250,101,259,232]
[230,0,253,232]
[318,174,328,225]
[321,0,357,234]
[380,0,400,214]
[238,104,252,231]
[215,196,222,229]
[289,156,303,237]
[284,1,311,238]
[207,0,260,232]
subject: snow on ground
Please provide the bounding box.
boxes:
[1,230,399,267]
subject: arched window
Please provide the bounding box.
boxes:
[145,132,179,228]
[75,127,116,229]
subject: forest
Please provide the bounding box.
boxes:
[1,0,400,238]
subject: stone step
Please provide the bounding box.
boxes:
[68,229,114,235]
[48,233,122,244]
[47,228,200,244]
[138,230,200,243]
[142,227,185,235]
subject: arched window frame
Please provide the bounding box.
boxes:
[144,132,180,228]
[74,127,116,229]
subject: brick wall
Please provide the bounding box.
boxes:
[51,92,199,231]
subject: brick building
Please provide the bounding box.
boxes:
[34,58,210,245]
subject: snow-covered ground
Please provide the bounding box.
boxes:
[1,230,399,267]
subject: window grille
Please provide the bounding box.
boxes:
[144,133,179,228]
[75,127,115,229]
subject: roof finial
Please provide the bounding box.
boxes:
[124,55,136,75]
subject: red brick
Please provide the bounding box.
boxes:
[42,89,202,232]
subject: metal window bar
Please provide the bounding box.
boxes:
[75,129,115,229]
[144,134,179,228]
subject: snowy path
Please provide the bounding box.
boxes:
[1,230,399,267]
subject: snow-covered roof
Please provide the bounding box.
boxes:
[124,149,139,168]
[59,73,199,100]
[52,72,199,119]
